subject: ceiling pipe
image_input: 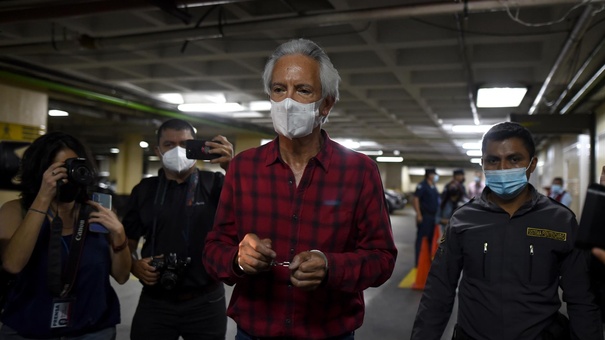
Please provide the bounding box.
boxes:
[559,62,605,114]
[0,0,602,55]
[0,0,249,24]
[528,4,595,115]
[549,34,605,113]
[455,11,481,125]
[0,69,274,136]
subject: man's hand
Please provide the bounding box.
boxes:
[288,251,327,291]
[237,233,276,274]
[207,135,234,171]
[131,256,160,285]
[592,166,605,264]
[416,213,423,224]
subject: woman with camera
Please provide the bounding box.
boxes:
[0,132,131,339]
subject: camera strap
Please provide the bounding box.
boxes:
[47,204,91,298]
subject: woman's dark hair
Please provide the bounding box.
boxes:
[481,122,535,158]
[17,132,96,209]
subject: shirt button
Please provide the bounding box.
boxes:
[285,319,291,325]
[290,248,294,254]
[292,214,297,220]
[289,180,293,185]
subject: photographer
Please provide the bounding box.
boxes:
[123,118,233,340]
[0,132,130,339]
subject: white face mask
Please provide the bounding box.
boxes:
[160,146,196,173]
[270,98,325,139]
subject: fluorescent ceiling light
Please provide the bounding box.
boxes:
[466,150,482,157]
[249,101,271,111]
[48,109,69,117]
[359,141,380,147]
[470,158,482,164]
[393,150,400,156]
[335,139,360,149]
[376,156,404,163]
[476,87,527,108]
[157,93,184,105]
[462,142,482,150]
[451,125,492,133]
[358,150,384,156]
[148,156,160,161]
[233,111,264,118]
[139,141,149,148]
[110,148,120,154]
[178,103,244,113]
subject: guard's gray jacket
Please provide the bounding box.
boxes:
[411,185,603,340]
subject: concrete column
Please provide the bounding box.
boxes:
[382,162,403,191]
[115,134,143,195]
[0,83,47,206]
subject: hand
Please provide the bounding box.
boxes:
[416,213,423,224]
[289,251,327,291]
[131,256,160,285]
[86,200,124,235]
[38,161,68,202]
[237,233,276,274]
[207,135,234,171]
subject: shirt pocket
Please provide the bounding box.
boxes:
[523,241,558,286]
[308,204,354,252]
[461,229,493,282]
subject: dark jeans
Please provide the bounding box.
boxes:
[130,284,226,340]
[415,215,436,266]
[236,327,354,340]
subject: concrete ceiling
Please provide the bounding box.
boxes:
[1,0,605,168]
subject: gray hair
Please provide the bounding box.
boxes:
[262,38,340,102]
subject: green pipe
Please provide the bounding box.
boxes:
[0,69,272,135]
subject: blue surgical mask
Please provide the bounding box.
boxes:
[484,161,532,200]
[551,184,562,194]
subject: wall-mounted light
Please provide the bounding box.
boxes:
[110,148,120,154]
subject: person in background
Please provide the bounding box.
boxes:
[123,118,234,340]
[413,168,440,266]
[467,170,485,199]
[437,183,464,234]
[550,177,572,207]
[411,122,603,340]
[203,38,397,340]
[590,166,605,264]
[0,131,131,339]
[447,169,466,198]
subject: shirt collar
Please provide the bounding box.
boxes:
[264,129,333,173]
[478,183,541,213]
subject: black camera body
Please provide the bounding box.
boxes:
[150,253,191,290]
[57,157,95,203]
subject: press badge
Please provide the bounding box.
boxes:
[50,298,73,328]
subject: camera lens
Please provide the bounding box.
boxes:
[160,271,179,290]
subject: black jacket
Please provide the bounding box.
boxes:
[412,185,603,340]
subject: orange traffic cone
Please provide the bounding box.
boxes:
[431,224,441,258]
[412,237,431,290]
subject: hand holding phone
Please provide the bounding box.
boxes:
[89,192,112,233]
[185,140,221,160]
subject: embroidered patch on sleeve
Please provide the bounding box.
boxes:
[526,227,567,241]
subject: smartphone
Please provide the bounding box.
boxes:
[576,183,605,249]
[185,139,221,160]
[89,192,112,233]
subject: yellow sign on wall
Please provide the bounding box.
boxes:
[0,122,45,142]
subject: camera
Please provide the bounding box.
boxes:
[149,253,191,290]
[185,140,221,160]
[57,157,95,203]
[64,158,95,186]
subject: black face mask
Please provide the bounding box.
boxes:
[56,180,83,203]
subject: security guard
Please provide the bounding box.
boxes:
[413,168,440,266]
[411,122,603,340]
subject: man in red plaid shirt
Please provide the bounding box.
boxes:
[203,38,397,339]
